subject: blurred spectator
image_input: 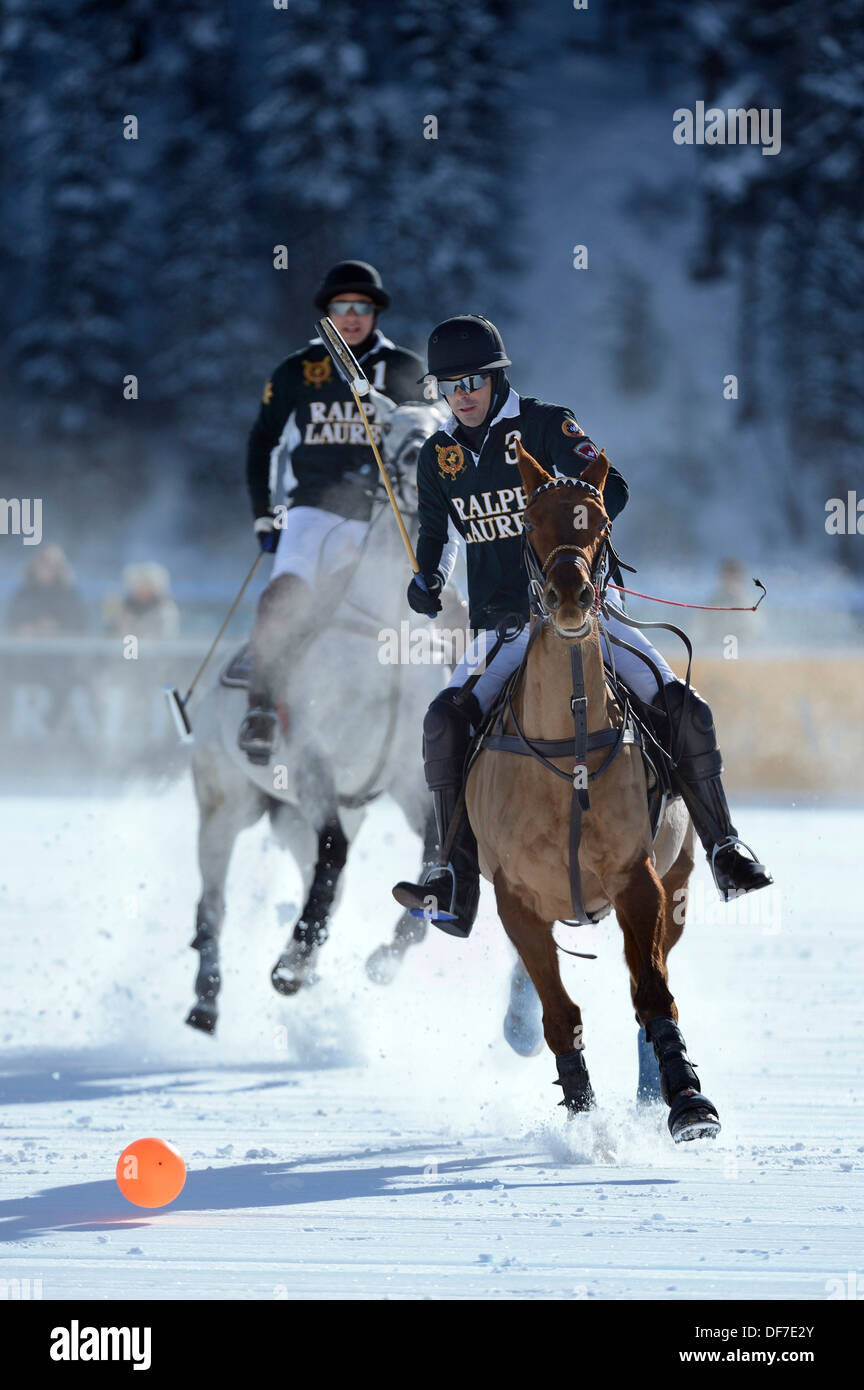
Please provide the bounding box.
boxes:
[695,556,763,652]
[709,558,753,611]
[5,544,89,636]
[103,562,180,639]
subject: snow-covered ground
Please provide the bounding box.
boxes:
[0,786,862,1300]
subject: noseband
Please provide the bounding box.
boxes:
[522,477,611,621]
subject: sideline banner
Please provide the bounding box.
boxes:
[0,638,861,796]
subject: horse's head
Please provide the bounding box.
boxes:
[516,440,611,640]
[381,399,450,516]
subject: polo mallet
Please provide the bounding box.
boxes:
[164,550,264,742]
[317,315,421,578]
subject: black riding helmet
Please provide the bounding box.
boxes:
[314,259,390,310]
[419,314,511,383]
[421,315,513,435]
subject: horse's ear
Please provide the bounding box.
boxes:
[515,439,553,496]
[578,447,610,496]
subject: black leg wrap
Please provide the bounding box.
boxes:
[645,1017,721,1140]
[554,1047,595,1113]
[644,1017,701,1106]
[190,915,220,1004]
[294,820,348,948]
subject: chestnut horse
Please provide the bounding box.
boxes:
[466,442,720,1142]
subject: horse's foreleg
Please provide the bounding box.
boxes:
[614,853,720,1141]
[272,818,349,996]
[366,810,436,985]
[188,780,261,1034]
[494,871,594,1112]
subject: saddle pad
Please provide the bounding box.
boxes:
[220,643,252,689]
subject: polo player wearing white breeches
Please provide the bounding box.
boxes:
[392,315,772,939]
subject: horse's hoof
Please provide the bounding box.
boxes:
[668,1089,721,1143]
[186,1003,217,1034]
[560,1086,596,1116]
[555,1047,596,1113]
[271,968,317,996]
[271,955,319,996]
[365,944,402,986]
[503,1008,544,1057]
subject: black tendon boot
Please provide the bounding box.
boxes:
[392,687,481,938]
[663,681,773,899]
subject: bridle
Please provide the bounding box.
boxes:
[521,476,624,622]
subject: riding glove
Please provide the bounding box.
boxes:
[254,515,279,554]
[407,572,443,617]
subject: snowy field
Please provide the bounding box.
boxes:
[0,785,862,1301]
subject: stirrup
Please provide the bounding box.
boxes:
[237,706,280,765]
[393,863,457,922]
[709,836,771,899]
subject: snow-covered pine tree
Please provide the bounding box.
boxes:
[4,1,151,454]
[149,0,261,489]
[375,0,523,344]
[245,0,388,341]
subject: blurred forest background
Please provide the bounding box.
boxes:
[1,0,862,615]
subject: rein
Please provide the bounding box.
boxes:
[608,579,767,612]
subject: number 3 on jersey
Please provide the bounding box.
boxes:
[504,429,522,465]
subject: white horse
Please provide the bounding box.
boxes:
[185,399,456,1033]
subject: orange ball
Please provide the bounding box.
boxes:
[116,1137,187,1208]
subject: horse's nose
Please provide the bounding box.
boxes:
[578,581,594,609]
[546,584,561,611]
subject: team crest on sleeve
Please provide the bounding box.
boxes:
[574,440,598,460]
[302,357,333,387]
[435,442,466,479]
[561,417,583,437]
[262,379,273,404]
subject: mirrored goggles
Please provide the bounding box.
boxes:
[436,373,490,398]
[327,300,376,316]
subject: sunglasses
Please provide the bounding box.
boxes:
[328,300,375,316]
[436,373,490,398]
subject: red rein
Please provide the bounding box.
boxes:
[607,578,767,613]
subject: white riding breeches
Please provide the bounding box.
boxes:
[270,505,369,583]
[444,602,677,713]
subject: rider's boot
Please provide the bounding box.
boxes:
[237,574,313,765]
[662,680,773,898]
[392,686,481,938]
[237,688,281,766]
